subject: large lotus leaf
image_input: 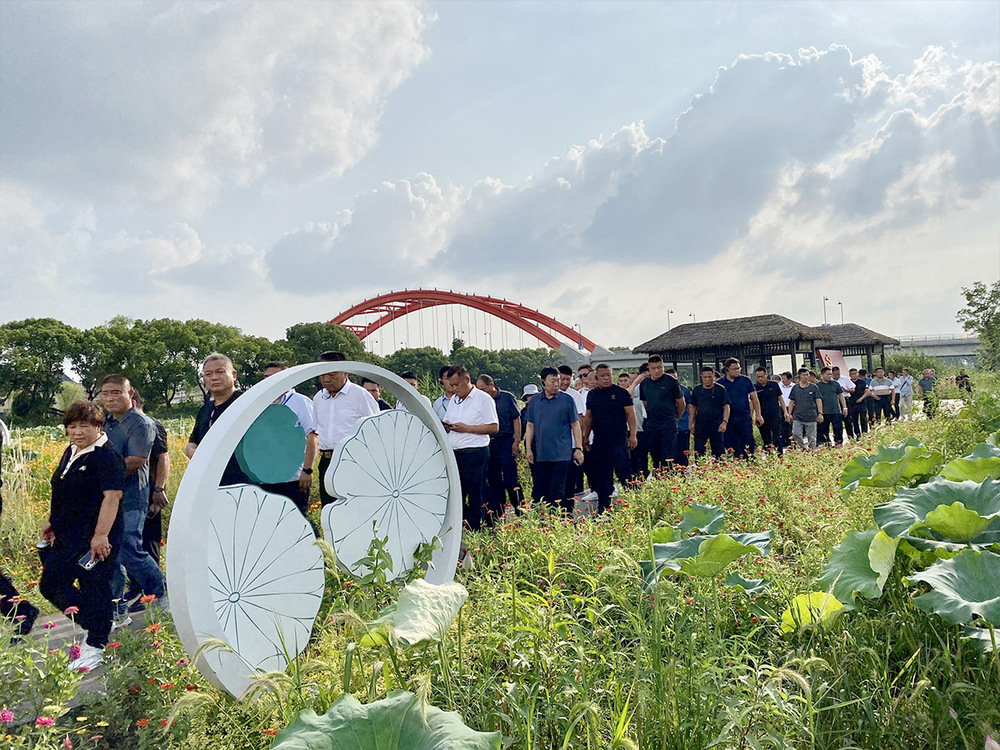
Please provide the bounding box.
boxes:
[962,625,997,653]
[874,478,1000,542]
[649,525,679,544]
[941,443,1000,482]
[905,549,1000,625]
[989,430,1000,448]
[817,530,900,605]
[723,573,770,595]
[779,592,845,634]
[839,438,943,500]
[676,503,726,536]
[270,690,501,750]
[362,580,468,648]
[641,531,773,587]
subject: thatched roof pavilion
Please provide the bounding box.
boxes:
[819,323,900,371]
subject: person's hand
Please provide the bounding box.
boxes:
[719,421,728,433]
[41,522,55,544]
[785,413,793,423]
[150,488,169,514]
[818,414,825,424]
[448,422,470,433]
[755,414,765,426]
[841,407,848,416]
[298,472,313,493]
[512,442,521,457]
[90,533,112,561]
[627,435,638,450]
[525,448,534,465]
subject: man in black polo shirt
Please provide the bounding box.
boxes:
[185,353,249,486]
[638,355,685,473]
[476,374,523,525]
[582,364,636,513]
[753,367,785,454]
[689,367,731,459]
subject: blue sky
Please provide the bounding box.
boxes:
[1,0,998,354]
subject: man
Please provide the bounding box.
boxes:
[524,367,583,513]
[443,365,499,532]
[260,361,316,517]
[581,364,636,513]
[688,367,731,459]
[896,368,914,420]
[816,367,849,446]
[185,353,249,486]
[132,393,169,565]
[848,368,870,437]
[475,374,523,525]
[627,363,650,478]
[395,371,434,413]
[786,368,824,450]
[888,371,901,420]
[521,384,539,500]
[754,367,785,453]
[618,372,632,389]
[558,365,588,498]
[639,355,685,472]
[832,366,856,440]
[432,365,454,421]
[576,365,593,398]
[778,371,795,448]
[310,351,379,505]
[667,368,692,466]
[361,378,393,411]
[100,375,164,617]
[717,358,763,459]
[917,368,938,418]
[956,369,971,393]
[868,367,895,425]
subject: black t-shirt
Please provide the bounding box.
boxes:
[149,417,168,493]
[639,375,683,427]
[190,391,249,486]
[493,390,521,439]
[586,385,632,444]
[690,384,731,433]
[754,380,784,420]
[50,441,126,553]
[851,378,868,405]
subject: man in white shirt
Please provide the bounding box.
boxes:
[832,367,855,440]
[896,368,914,420]
[443,365,498,532]
[432,365,454,422]
[394,371,434,413]
[558,365,587,498]
[261,361,316,517]
[310,351,380,505]
[778,371,795,448]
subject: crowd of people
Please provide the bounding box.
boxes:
[0,349,951,666]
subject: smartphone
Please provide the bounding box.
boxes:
[78,552,98,571]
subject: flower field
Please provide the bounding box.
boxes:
[1,380,999,750]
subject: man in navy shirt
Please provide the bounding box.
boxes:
[689,367,731,459]
[525,367,583,514]
[717,358,763,459]
[639,355,686,473]
[476,374,523,524]
[582,364,636,512]
[754,367,786,454]
[667,368,691,466]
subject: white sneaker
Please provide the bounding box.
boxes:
[111,613,132,631]
[68,643,104,672]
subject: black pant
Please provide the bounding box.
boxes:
[586,441,632,512]
[262,480,310,517]
[630,432,650,479]
[40,545,117,648]
[318,452,336,505]
[871,396,893,424]
[674,429,691,466]
[454,447,489,531]
[818,413,845,446]
[758,416,785,454]
[645,422,678,472]
[564,461,584,500]
[694,429,725,459]
[533,460,572,513]
[848,402,869,435]
[723,418,756,459]
[487,436,522,525]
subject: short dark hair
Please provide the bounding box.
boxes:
[798,368,809,375]
[638,362,649,374]
[724,358,740,370]
[821,367,832,374]
[447,365,470,379]
[648,354,663,364]
[101,374,130,389]
[666,367,677,375]
[132,391,145,409]
[578,364,592,373]
[755,366,768,374]
[399,371,418,381]
[439,365,452,379]
[557,365,573,376]
[781,371,793,379]
[700,366,715,374]
[64,400,104,427]
[595,363,611,372]
[360,377,377,386]
[264,361,288,371]
[318,351,345,362]
[858,369,867,376]
[476,374,495,386]
[540,366,558,380]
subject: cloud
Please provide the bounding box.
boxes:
[0,1,431,218]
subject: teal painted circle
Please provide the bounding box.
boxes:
[235,403,307,484]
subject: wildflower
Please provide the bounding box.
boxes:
[128,685,142,695]
[68,644,82,661]
[144,623,161,634]
[35,716,55,727]
[64,606,79,616]
[175,658,189,666]
[107,642,121,649]
[63,738,74,749]
[263,729,279,736]
[160,719,174,729]
[43,621,57,629]
[139,594,158,604]
[185,684,199,691]
[151,640,163,648]
[0,710,13,723]
[77,666,91,674]
[136,717,150,728]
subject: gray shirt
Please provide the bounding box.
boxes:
[103,407,155,512]
[789,383,821,422]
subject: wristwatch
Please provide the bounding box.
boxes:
[154,486,166,492]
[302,468,313,475]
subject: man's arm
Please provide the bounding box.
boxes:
[816,397,825,423]
[675,396,686,420]
[511,416,522,456]
[448,422,499,435]
[299,432,318,493]
[688,403,698,434]
[524,422,535,464]
[719,404,731,432]
[184,442,198,459]
[625,405,637,450]
[749,391,763,424]
[150,451,171,513]
[581,410,592,450]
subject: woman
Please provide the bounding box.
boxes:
[39,400,125,672]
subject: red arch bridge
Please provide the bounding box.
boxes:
[330,289,613,358]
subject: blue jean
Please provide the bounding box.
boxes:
[112,508,165,606]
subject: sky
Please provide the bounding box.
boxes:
[1,0,998,355]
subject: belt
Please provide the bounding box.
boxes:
[319,450,334,458]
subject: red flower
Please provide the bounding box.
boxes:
[263,729,279,736]
[160,682,175,690]
[136,718,150,728]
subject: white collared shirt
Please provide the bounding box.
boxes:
[444,386,499,450]
[63,433,110,476]
[311,380,379,450]
[396,392,433,413]
[836,376,855,394]
[778,381,794,406]
[561,387,587,416]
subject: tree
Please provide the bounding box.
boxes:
[285,322,366,365]
[384,347,450,382]
[957,280,1000,371]
[228,335,296,389]
[71,317,140,398]
[0,318,81,424]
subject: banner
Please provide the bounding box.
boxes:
[816,349,848,372]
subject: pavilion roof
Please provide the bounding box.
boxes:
[633,314,832,354]
[819,323,900,348]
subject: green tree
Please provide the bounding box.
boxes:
[0,318,82,424]
[228,335,296,389]
[384,347,450,382]
[71,317,140,398]
[957,280,1000,371]
[285,322,366,364]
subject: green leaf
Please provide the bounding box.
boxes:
[641,531,773,587]
[839,438,944,500]
[723,573,770,595]
[874,478,1000,543]
[649,526,679,544]
[779,592,845,634]
[270,690,501,749]
[905,549,1000,625]
[363,580,468,648]
[962,625,998,652]
[941,442,1000,483]
[988,430,1000,448]
[677,503,726,535]
[817,530,899,605]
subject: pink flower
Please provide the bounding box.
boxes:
[43,621,57,630]
[35,715,55,727]
[63,606,79,616]
[63,738,74,749]
[0,709,14,723]
[68,644,82,661]
[77,666,91,674]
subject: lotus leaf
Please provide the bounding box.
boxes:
[641,531,773,588]
[779,592,845,634]
[962,625,997,652]
[817,530,899,605]
[941,442,1000,483]
[270,690,501,749]
[906,549,1000,625]
[362,579,468,648]
[649,526,679,544]
[676,503,726,535]
[989,430,1000,448]
[839,438,943,500]
[723,573,770,595]
[874,478,1000,542]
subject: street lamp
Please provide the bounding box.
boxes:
[823,296,830,325]
[667,309,674,330]
[837,301,844,325]
[689,312,696,324]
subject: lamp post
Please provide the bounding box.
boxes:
[823,296,829,325]
[838,301,844,325]
[667,309,674,330]
[689,312,696,324]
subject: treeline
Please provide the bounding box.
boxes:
[0,317,561,424]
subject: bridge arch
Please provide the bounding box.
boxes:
[330,289,598,354]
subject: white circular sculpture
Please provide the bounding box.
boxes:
[167,362,461,698]
[323,410,450,579]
